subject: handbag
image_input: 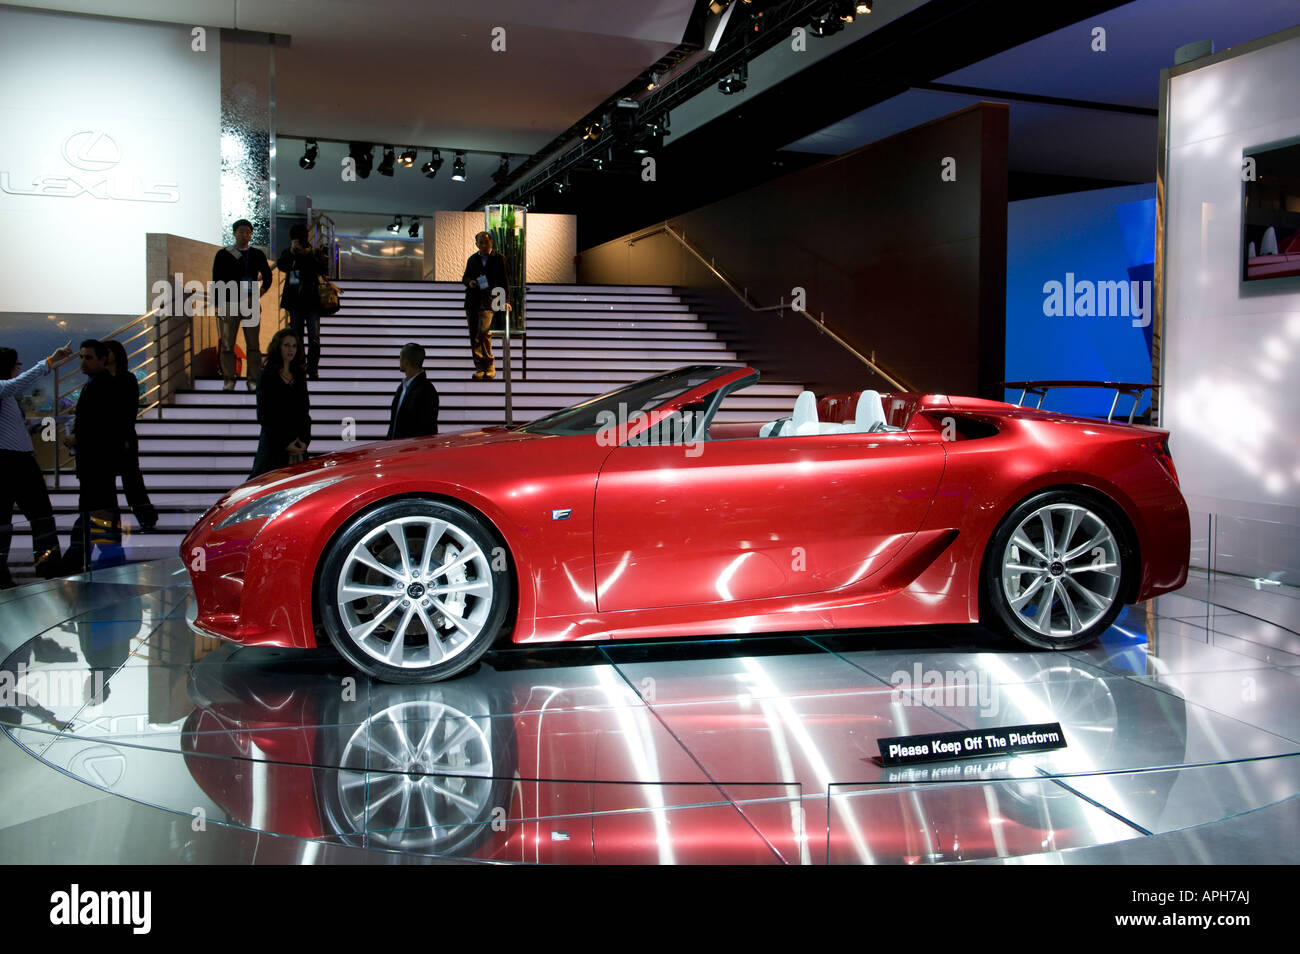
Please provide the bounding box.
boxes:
[317,275,342,316]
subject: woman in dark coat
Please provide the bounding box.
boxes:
[105,339,158,530]
[249,328,311,479]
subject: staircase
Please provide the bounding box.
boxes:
[9,281,803,571]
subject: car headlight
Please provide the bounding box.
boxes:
[215,476,346,530]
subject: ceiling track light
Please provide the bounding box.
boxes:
[582,121,603,142]
[451,152,467,182]
[646,71,661,90]
[856,1,873,12]
[421,148,443,178]
[492,154,511,184]
[408,216,420,238]
[298,138,318,170]
[398,148,417,168]
[347,142,374,178]
[553,173,570,195]
[718,62,748,95]
[387,215,403,234]
[378,146,396,177]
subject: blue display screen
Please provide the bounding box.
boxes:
[1005,184,1157,420]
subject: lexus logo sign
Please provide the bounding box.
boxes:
[0,129,179,203]
[61,130,121,171]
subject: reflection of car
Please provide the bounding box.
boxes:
[183,365,1189,683]
[180,647,1189,864]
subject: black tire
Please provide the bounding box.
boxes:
[982,490,1131,650]
[316,498,512,683]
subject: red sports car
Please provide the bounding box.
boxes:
[183,364,1190,683]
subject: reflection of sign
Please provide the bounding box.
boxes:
[61,131,121,171]
[0,130,179,203]
[70,745,128,788]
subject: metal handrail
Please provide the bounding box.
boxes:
[625,222,913,392]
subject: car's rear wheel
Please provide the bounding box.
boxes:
[983,491,1129,650]
[317,498,511,683]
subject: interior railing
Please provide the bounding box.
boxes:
[42,285,283,487]
[626,222,914,392]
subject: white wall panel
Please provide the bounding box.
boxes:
[0,8,221,315]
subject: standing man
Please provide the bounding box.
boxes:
[386,342,439,440]
[0,344,72,586]
[278,224,324,380]
[61,340,123,572]
[461,231,508,381]
[212,219,273,392]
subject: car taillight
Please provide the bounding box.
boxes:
[1150,439,1179,486]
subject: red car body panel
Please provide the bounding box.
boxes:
[183,366,1189,652]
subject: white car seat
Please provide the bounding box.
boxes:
[850,390,887,433]
[790,390,819,436]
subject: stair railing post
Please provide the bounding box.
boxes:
[52,367,60,489]
[503,314,513,426]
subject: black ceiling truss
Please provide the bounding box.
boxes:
[468,0,835,209]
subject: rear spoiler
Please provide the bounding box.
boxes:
[1001,380,1159,424]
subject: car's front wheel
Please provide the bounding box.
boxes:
[983,491,1130,650]
[317,498,511,683]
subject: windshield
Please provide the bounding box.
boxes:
[520,365,739,436]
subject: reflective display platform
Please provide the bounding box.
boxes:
[2,560,1298,864]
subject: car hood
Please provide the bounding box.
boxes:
[223,426,545,502]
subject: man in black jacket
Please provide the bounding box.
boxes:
[387,343,439,440]
[211,219,273,392]
[61,340,123,571]
[461,231,509,381]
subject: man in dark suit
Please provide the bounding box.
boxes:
[61,340,123,571]
[387,342,439,440]
[461,231,509,381]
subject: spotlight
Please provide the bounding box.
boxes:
[378,146,396,177]
[582,121,603,142]
[388,215,403,234]
[646,72,661,90]
[451,152,467,182]
[298,139,318,170]
[348,142,374,178]
[808,10,845,36]
[718,63,747,95]
[553,174,570,195]
[856,1,872,12]
[408,216,420,238]
[492,154,511,184]
[398,148,417,168]
[421,148,443,178]
[590,155,605,172]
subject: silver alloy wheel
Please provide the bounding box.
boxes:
[337,699,494,851]
[335,515,495,670]
[1000,503,1121,638]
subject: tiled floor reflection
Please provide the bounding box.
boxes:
[2,558,1299,864]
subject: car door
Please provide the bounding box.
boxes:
[592,430,945,612]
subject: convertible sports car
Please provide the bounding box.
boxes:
[183,364,1190,683]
